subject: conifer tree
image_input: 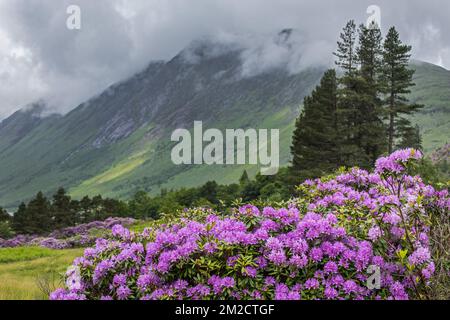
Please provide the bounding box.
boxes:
[380,27,422,153]
[334,20,358,75]
[12,202,28,234]
[334,20,368,167]
[78,196,93,222]
[52,187,76,229]
[356,23,387,163]
[291,69,339,179]
[26,192,52,234]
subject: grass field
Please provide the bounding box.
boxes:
[0,247,84,300]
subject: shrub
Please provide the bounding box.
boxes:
[0,217,136,249]
[0,221,14,239]
[50,150,449,300]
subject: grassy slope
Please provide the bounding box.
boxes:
[0,62,448,208]
[409,61,450,152]
[69,105,298,198]
[0,247,84,300]
[67,62,450,200]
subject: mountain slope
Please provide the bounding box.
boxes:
[0,41,449,209]
[0,37,324,208]
[409,61,450,151]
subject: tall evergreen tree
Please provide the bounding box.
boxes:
[380,27,422,153]
[26,192,52,234]
[334,21,368,167]
[52,187,76,229]
[291,69,339,179]
[12,202,28,234]
[358,22,383,83]
[334,20,358,75]
[356,23,387,163]
[78,196,93,223]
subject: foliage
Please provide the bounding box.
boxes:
[0,221,14,239]
[292,20,421,179]
[0,248,84,300]
[0,217,136,250]
[291,69,340,180]
[11,188,128,235]
[0,207,11,222]
[380,27,423,154]
[50,150,449,300]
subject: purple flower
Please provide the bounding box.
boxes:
[117,286,131,300]
[324,287,338,299]
[113,274,127,287]
[368,226,382,241]
[408,247,431,266]
[310,248,323,262]
[304,278,320,290]
[324,261,338,274]
[389,282,408,300]
[267,250,287,265]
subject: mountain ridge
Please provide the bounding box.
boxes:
[0,38,449,209]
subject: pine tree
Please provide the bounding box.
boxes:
[26,192,52,234]
[334,20,358,75]
[334,21,368,167]
[78,196,93,223]
[12,202,28,234]
[358,23,383,83]
[356,23,387,163]
[380,27,422,153]
[333,21,388,168]
[52,187,76,229]
[291,69,339,179]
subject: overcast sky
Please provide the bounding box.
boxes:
[0,0,449,119]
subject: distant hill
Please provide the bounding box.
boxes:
[0,35,449,209]
[409,61,450,152]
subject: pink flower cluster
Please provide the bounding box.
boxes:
[50,150,449,300]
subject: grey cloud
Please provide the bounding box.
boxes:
[0,0,449,119]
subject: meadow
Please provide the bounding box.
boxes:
[0,219,154,300]
[0,247,83,300]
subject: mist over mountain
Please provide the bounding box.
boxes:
[0,33,449,209]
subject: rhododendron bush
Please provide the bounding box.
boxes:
[51,150,449,300]
[0,217,136,249]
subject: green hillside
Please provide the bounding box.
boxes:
[409,61,450,152]
[0,43,449,210]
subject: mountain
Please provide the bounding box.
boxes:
[0,100,60,152]
[0,34,324,208]
[0,36,449,209]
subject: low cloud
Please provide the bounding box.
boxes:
[0,0,449,119]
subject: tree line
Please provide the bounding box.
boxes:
[0,171,294,237]
[0,188,127,236]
